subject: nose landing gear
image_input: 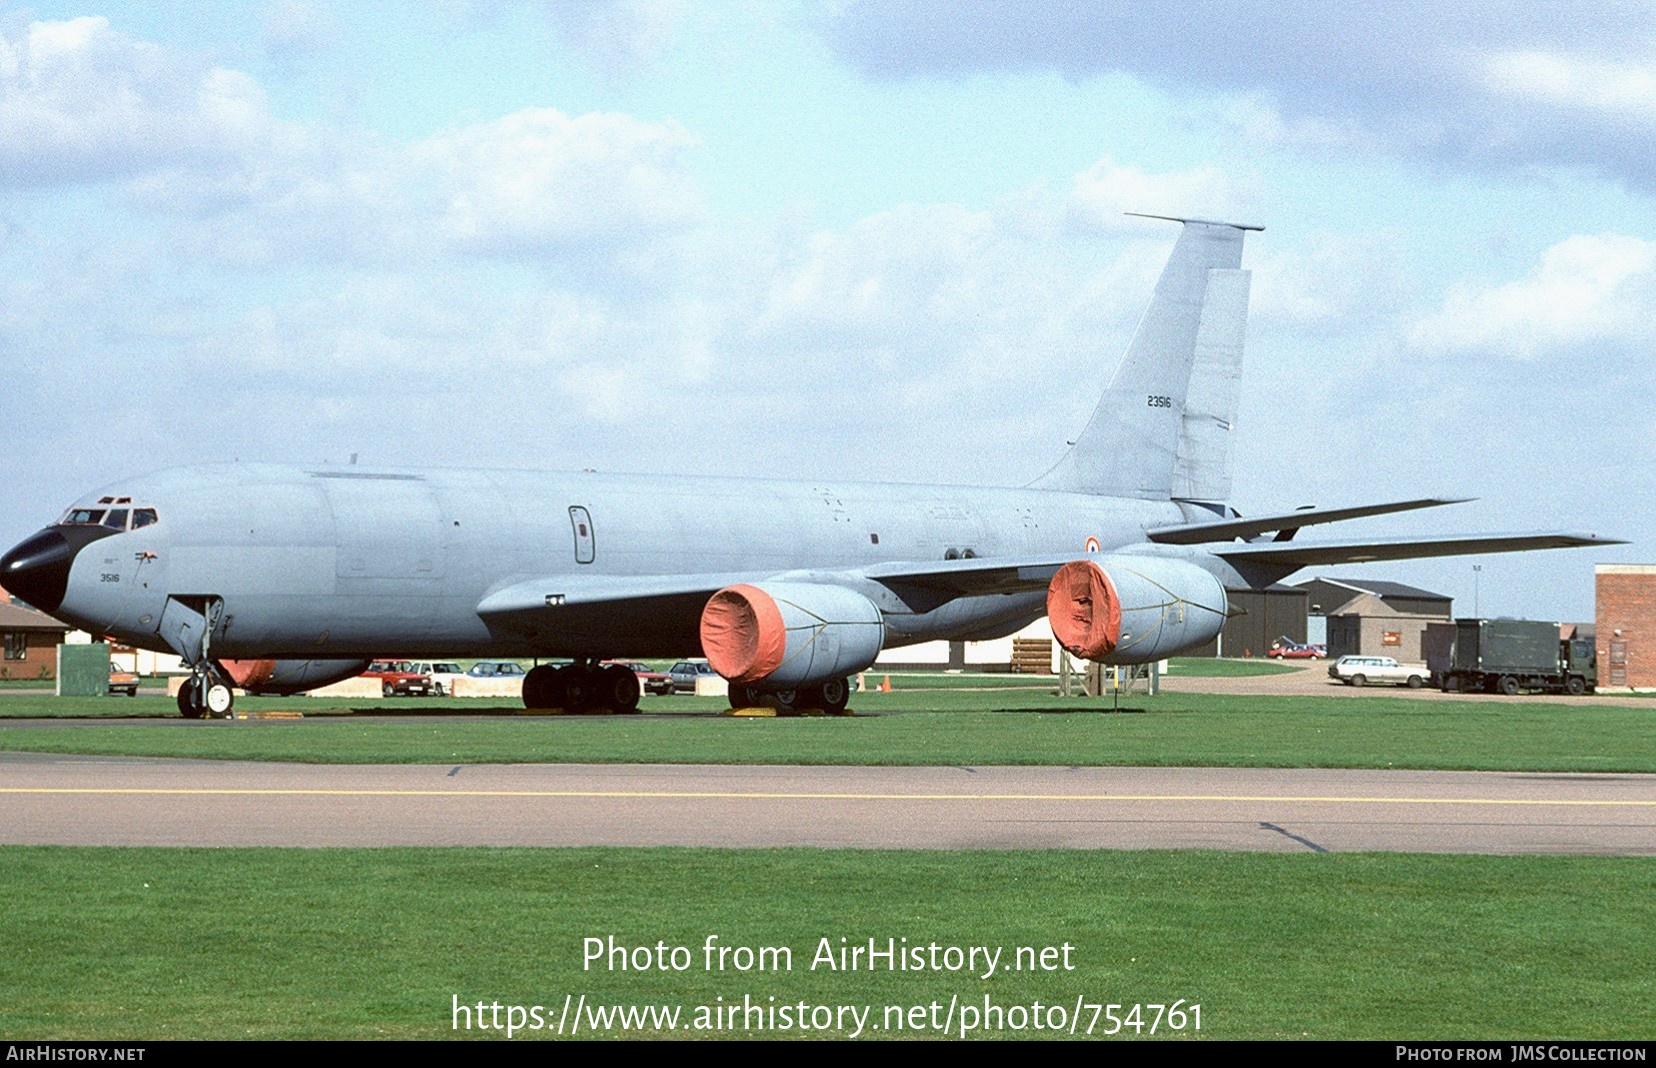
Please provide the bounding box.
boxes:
[176,675,235,719]
[161,595,235,719]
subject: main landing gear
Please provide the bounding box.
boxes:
[522,660,640,714]
[728,677,852,715]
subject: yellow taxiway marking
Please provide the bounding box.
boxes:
[1,788,1652,807]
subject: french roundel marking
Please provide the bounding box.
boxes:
[1084,536,1101,553]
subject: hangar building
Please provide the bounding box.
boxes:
[1293,578,1452,660]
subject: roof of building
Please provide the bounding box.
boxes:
[1226,583,1307,594]
[0,601,71,631]
[1293,577,1451,602]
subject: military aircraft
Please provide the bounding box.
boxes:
[0,217,1621,717]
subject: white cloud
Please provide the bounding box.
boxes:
[1411,233,1656,358]
[755,203,995,342]
[543,0,690,79]
[1480,49,1656,126]
[0,17,282,185]
[0,19,706,270]
[412,108,705,253]
[261,1,340,59]
[1249,232,1407,330]
[1065,157,1259,232]
[812,2,1656,191]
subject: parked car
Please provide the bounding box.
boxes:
[108,662,139,697]
[666,660,719,693]
[1269,637,1326,659]
[466,661,527,678]
[404,661,466,696]
[1327,655,1427,688]
[362,660,436,696]
[605,660,672,696]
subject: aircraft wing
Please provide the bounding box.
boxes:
[1147,497,1471,544]
[478,556,1079,621]
[856,554,1077,593]
[476,572,756,651]
[474,555,1087,653]
[1214,531,1626,569]
[474,530,1624,655]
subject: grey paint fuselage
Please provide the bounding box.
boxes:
[61,462,1190,659]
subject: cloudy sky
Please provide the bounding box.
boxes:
[3,1,1652,622]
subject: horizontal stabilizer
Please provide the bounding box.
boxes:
[1216,531,1626,569]
[1149,498,1473,545]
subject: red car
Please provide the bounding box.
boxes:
[362,660,436,696]
[1269,638,1326,660]
[604,660,672,696]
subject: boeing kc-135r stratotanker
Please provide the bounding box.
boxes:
[0,217,1623,717]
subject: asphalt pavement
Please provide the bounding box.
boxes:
[2,753,1650,854]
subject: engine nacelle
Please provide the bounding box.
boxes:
[700,582,885,688]
[220,658,372,696]
[1046,556,1227,664]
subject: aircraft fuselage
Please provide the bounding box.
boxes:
[26,462,1187,660]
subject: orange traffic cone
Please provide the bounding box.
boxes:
[879,675,891,693]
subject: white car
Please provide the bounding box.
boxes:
[1328,655,1428,688]
[407,661,466,696]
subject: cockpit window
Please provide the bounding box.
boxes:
[59,505,159,530]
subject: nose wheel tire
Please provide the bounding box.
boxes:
[177,678,204,718]
[177,676,234,718]
[204,682,234,717]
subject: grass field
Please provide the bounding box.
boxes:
[5,679,1650,1043]
[1,847,1649,1040]
[0,690,1651,772]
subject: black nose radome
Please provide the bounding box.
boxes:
[0,526,116,615]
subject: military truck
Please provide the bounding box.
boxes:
[1437,619,1595,696]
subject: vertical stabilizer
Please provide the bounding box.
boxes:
[1172,267,1251,504]
[1033,217,1257,499]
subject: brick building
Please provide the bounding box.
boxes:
[0,588,71,680]
[1594,564,1656,689]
